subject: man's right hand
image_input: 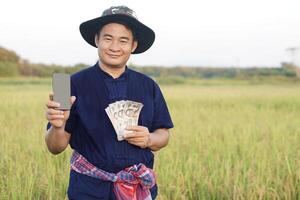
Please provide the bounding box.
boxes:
[45,92,76,128]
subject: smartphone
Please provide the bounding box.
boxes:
[52,73,71,110]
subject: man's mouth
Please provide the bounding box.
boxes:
[107,53,121,58]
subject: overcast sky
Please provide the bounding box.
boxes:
[1,0,300,67]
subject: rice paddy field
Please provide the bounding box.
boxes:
[1,78,300,200]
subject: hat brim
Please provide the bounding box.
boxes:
[79,14,155,54]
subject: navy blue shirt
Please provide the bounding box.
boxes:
[103,67,128,101]
[47,62,173,199]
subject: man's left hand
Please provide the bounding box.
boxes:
[124,125,150,148]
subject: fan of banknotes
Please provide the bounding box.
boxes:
[105,100,143,141]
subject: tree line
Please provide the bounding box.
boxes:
[0,46,298,80]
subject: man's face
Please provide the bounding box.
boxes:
[95,23,137,69]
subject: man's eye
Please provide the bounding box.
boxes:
[120,40,128,44]
[104,38,112,41]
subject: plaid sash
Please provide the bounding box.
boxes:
[70,150,156,200]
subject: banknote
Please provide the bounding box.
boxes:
[105,100,143,141]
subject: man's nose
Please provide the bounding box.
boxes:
[109,40,121,52]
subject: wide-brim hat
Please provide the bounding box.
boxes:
[79,6,155,54]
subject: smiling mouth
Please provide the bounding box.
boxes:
[107,54,121,58]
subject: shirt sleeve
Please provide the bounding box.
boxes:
[151,82,174,132]
[46,78,78,134]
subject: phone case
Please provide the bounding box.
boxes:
[52,73,71,110]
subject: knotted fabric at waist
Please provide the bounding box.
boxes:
[70,150,156,200]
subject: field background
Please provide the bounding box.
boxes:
[1,78,300,200]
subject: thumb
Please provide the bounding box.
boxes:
[70,96,76,105]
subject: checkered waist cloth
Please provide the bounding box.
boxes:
[70,150,156,200]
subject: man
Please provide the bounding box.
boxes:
[45,5,173,200]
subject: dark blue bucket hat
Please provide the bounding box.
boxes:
[79,5,155,54]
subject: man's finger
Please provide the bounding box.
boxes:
[126,137,145,143]
[49,92,54,101]
[124,131,146,139]
[125,125,145,131]
[47,114,65,120]
[47,108,64,115]
[70,96,76,105]
[46,100,60,109]
[123,131,135,138]
[127,140,147,147]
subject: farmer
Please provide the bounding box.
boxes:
[45,5,173,200]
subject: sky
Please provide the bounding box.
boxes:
[1,0,300,67]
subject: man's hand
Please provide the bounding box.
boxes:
[45,92,76,128]
[45,92,76,155]
[124,125,150,148]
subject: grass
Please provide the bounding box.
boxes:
[1,78,300,199]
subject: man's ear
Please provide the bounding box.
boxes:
[94,35,99,47]
[131,40,138,53]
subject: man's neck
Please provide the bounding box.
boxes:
[98,61,126,79]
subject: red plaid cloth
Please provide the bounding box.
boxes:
[70,150,156,200]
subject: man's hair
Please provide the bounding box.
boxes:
[96,21,137,41]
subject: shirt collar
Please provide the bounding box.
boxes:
[97,62,129,80]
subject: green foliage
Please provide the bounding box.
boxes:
[0,47,20,77]
[0,47,20,62]
[0,46,299,81]
[156,76,188,85]
[133,66,298,80]
[0,62,19,77]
